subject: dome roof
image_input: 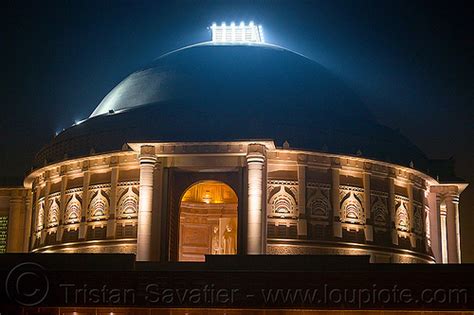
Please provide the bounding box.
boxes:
[35,42,430,171]
[91,42,372,119]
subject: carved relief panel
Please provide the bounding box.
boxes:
[339,185,365,224]
[116,182,140,220]
[36,199,45,232]
[306,183,331,220]
[87,184,110,221]
[371,191,389,228]
[395,195,410,232]
[47,195,60,227]
[267,180,298,219]
[64,188,83,225]
[413,201,423,235]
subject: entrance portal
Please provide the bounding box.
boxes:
[178,180,238,262]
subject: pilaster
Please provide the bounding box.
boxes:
[79,168,90,240]
[407,183,416,248]
[445,194,461,263]
[137,145,158,261]
[297,164,307,237]
[246,143,266,254]
[56,174,68,242]
[331,166,341,238]
[363,172,373,242]
[388,176,398,245]
[106,164,119,239]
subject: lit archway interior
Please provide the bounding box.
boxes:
[178,180,238,262]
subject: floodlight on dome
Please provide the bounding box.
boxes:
[210,21,264,43]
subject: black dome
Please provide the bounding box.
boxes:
[35,43,429,171]
[91,43,372,119]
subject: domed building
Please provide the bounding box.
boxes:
[0,23,467,264]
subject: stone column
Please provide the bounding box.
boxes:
[106,165,119,239]
[23,190,33,252]
[7,192,26,252]
[388,177,398,245]
[434,194,445,263]
[151,159,163,261]
[422,189,430,252]
[246,144,266,254]
[137,145,158,261]
[56,174,68,242]
[79,169,90,240]
[445,194,461,263]
[363,172,373,241]
[439,199,448,263]
[297,163,307,238]
[331,167,342,238]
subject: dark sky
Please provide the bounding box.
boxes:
[2,0,473,260]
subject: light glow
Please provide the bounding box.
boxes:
[210,21,264,43]
[74,119,86,126]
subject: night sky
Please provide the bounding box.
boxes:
[2,1,473,260]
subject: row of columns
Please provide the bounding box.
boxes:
[22,143,459,263]
[6,190,30,252]
[429,187,462,264]
[135,144,463,263]
[440,193,461,263]
[284,164,462,264]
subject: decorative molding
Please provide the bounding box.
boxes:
[48,191,61,198]
[89,183,112,191]
[268,180,298,186]
[117,181,140,187]
[339,185,364,193]
[65,187,83,195]
[395,194,410,203]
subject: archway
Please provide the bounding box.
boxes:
[178,180,238,262]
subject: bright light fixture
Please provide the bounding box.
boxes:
[210,21,264,43]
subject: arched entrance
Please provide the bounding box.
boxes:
[178,180,238,262]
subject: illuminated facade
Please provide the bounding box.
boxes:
[0,23,468,264]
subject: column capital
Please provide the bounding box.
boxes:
[139,145,157,164]
[246,143,266,164]
[9,195,24,204]
[445,194,460,204]
[331,157,341,169]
